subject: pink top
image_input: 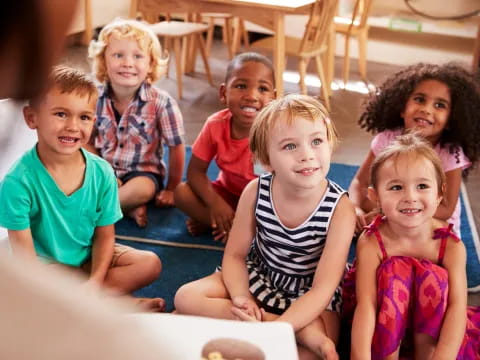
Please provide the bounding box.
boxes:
[371,129,471,232]
[192,109,256,196]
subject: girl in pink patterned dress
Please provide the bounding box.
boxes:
[345,133,480,359]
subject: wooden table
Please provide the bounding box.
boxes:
[130,0,318,95]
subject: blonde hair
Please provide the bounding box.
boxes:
[30,65,98,107]
[88,18,168,84]
[370,132,446,194]
[250,94,337,166]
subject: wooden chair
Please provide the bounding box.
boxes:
[150,20,214,99]
[334,0,373,84]
[250,0,338,110]
[202,13,250,59]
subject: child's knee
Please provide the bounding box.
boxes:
[174,282,196,313]
[173,182,191,204]
[137,251,162,281]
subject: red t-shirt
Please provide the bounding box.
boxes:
[192,109,256,196]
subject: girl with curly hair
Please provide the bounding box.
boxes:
[348,63,480,235]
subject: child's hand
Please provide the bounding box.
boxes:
[209,198,235,241]
[212,228,229,243]
[155,190,175,208]
[355,207,380,234]
[231,295,262,321]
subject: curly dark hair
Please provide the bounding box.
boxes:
[359,63,480,176]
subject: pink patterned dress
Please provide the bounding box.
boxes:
[343,216,480,359]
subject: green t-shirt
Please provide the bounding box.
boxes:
[0,146,122,266]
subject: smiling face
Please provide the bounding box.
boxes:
[401,79,451,145]
[266,115,332,191]
[369,153,442,230]
[24,87,96,159]
[219,61,275,137]
[105,36,151,94]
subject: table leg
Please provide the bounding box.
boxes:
[272,11,285,96]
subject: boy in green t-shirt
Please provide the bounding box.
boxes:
[0,65,164,311]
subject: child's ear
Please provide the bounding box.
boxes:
[23,106,38,130]
[367,186,379,206]
[219,83,227,105]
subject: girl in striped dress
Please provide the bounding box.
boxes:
[175,94,356,360]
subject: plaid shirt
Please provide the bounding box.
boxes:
[94,82,184,178]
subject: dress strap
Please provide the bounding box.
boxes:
[364,215,388,260]
[433,223,460,265]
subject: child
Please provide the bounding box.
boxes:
[174,52,276,242]
[349,63,480,235]
[0,65,164,311]
[174,94,356,359]
[88,18,185,227]
[345,133,480,359]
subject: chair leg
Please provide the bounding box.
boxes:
[174,37,183,99]
[205,17,214,57]
[224,17,234,59]
[196,33,214,86]
[298,58,308,95]
[358,30,368,82]
[343,34,352,87]
[315,55,330,111]
[240,19,250,49]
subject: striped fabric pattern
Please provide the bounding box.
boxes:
[247,173,345,313]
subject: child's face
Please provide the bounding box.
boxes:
[265,115,331,190]
[369,154,442,230]
[24,87,96,158]
[401,79,451,144]
[220,61,275,131]
[105,36,151,92]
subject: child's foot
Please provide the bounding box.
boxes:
[135,297,166,312]
[128,205,148,227]
[186,218,209,236]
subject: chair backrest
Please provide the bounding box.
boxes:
[350,0,373,29]
[299,0,339,54]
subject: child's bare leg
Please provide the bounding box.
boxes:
[119,177,156,227]
[174,272,237,319]
[297,345,319,360]
[174,182,212,235]
[104,249,161,292]
[296,311,340,360]
[413,333,435,360]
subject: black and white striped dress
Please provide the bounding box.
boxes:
[246,173,346,314]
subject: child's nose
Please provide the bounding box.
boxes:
[65,117,80,131]
[299,145,315,161]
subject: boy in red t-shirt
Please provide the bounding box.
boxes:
[174,53,275,243]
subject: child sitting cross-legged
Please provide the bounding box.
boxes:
[174,52,276,243]
[344,133,480,359]
[175,94,356,359]
[0,65,164,311]
[88,18,186,227]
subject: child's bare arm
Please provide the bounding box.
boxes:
[156,144,185,207]
[222,179,258,310]
[432,239,467,360]
[276,195,356,331]
[187,155,235,235]
[434,168,462,222]
[351,234,381,360]
[89,224,115,285]
[8,229,37,261]
[348,150,378,231]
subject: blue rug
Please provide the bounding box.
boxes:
[116,148,480,310]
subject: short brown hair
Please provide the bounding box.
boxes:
[30,65,98,107]
[370,132,446,194]
[89,18,168,84]
[250,94,337,166]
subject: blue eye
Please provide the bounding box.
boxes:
[283,143,296,150]
[389,185,402,191]
[312,138,322,146]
